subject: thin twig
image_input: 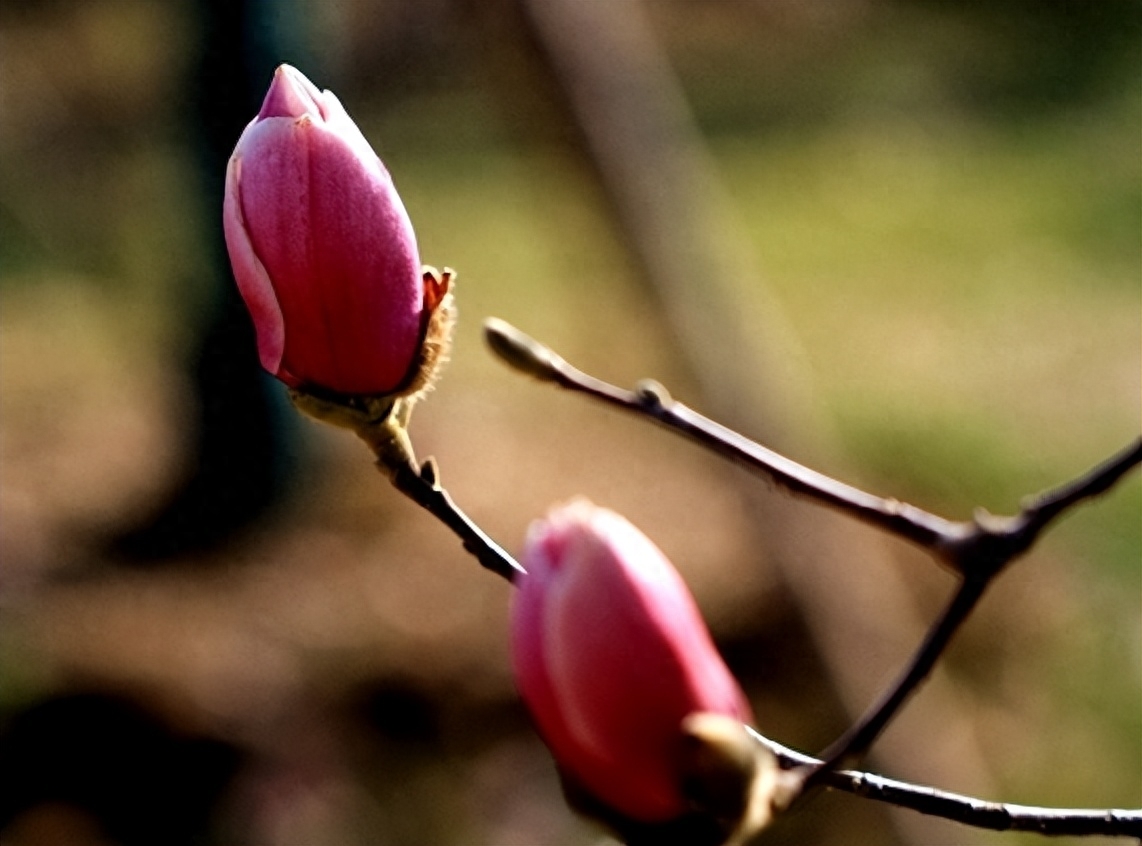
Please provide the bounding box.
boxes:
[484,319,1142,575]
[485,318,961,554]
[289,389,525,584]
[388,457,525,583]
[804,577,987,785]
[749,730,1142,839]
[935,439,1142,577]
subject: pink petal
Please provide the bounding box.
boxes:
[258,64,323,120]
[222,154,286,377]
[234,114,422,394]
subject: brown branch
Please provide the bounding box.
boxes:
[484,319,1141,578]
[484,317,1142,819]
[485,317,961,555]
[387,457,525,584]
[289,389,525,584]
[750,730,1142,839]
[935,439,1142,578]
[804,577,987,784]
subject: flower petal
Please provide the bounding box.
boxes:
[223,153,286,377]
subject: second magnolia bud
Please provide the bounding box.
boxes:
[510,500,754,824]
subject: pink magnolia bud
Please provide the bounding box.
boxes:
[223,64,425,395]
[511,500,753,823]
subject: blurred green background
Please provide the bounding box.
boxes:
[0,1,1138,844]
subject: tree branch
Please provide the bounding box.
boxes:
[804,577,987,785]
[749,729,1142,839]
[935,439,1142,578]
[387,456,525,584]
[288,388,525,584]
[484,318,961,554]
[484,318,1141,577]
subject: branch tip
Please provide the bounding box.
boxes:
[484,317,564,382]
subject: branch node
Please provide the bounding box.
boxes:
[634,378,671,410]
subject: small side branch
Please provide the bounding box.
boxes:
[750,730,1142,839]
[484,318,960,553]
[483,319,1141,574]
[804,577,987,784]
[289,387,526,583]
[388,457,525,584]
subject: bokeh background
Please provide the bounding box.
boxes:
[0,1,1138,844]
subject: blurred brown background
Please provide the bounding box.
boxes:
[0,1,1138,844]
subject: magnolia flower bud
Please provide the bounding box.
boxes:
[511,500,754,828]
[223,64,446,397]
